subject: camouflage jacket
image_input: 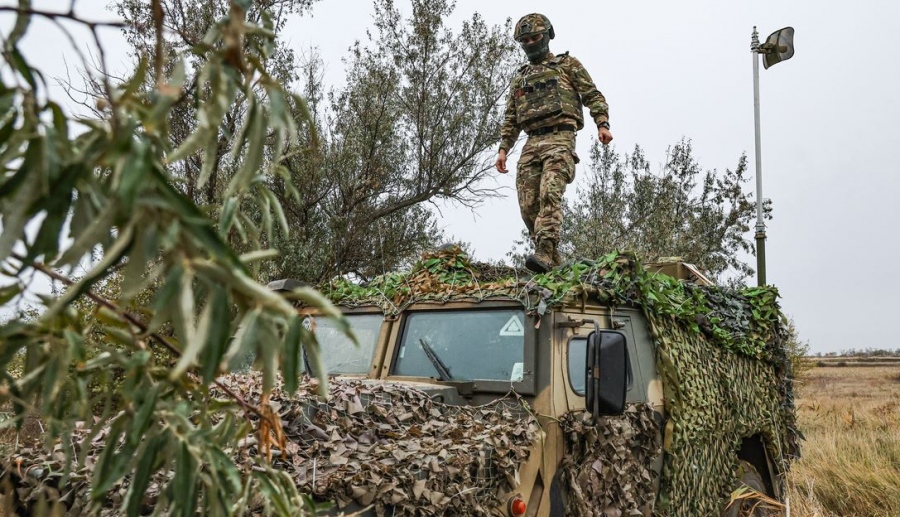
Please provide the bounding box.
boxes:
[499,52,609,152]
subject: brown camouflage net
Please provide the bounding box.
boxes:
[323,248,800,514]
[559,404,662,516]
[2,375,539,516]
[223,376,539,516]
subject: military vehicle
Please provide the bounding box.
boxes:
[2,247,799,516]
[273,246,801,516]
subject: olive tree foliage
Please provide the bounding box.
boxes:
[560,139,768,283]
[273,0,519,282]
[0,1,346,514]
[113,0,318,249]
[112,0,518,284]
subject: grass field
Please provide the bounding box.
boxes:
[786,364,900,517]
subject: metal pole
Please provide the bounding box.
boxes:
[751,27,767,286]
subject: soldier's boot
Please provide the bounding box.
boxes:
[552,248,563,268]
[525,240,555,274]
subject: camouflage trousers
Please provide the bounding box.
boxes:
[516,130,578,247]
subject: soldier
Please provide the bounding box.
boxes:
[495,13,613,273]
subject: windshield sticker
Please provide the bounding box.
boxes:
[499,315,525,336]
[511,362,524,382]
[399,346,405,359]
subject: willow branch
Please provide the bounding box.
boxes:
[13,253,269,423]
[0,7,126,28]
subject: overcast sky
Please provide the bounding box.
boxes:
[6,0,900,354]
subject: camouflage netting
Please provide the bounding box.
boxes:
[559,404,662,516]
[323,246,801,515]
[2,375,539,516]
[649,318,796,516]
[4,248,799,515]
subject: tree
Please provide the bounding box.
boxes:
[271,0,518,282]
[0,1,342,513]
[561,139,768,283]
[111,0,518,284]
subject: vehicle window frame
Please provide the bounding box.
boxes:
[385,302,537,395]
[303,306,389,378]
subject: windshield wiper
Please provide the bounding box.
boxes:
[419,338,452,381]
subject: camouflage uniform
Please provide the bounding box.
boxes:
[499,15,610,270]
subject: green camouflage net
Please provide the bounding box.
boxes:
[2,375,539,516]
[650,317,797,516]
[323,246,800,514]
[559,404,662,516]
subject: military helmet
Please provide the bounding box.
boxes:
[514,13,555,41]
[514,14,554,63]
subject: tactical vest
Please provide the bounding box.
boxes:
[513,53,583,133]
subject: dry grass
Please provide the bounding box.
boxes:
[786,366,900,517]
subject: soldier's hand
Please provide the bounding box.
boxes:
[599,127,613,145]
[495,149,508,173]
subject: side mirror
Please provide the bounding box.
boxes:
[585,329,629,416]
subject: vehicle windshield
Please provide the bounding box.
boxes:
[308,313,383,375]
[392,309,525,382]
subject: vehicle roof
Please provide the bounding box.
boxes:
[312,247,783,359]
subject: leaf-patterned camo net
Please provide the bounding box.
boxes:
[222,376,539,516]
[2,376,539,516]
[560,404,662,517]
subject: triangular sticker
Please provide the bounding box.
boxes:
[500,315,525,336]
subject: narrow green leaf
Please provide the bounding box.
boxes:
[168,125,208,165]
[7,0,31,47]
[116,138,150,213]
[40,342,71,406]
[119,56,149,100]
[148,263,185,332]
[199,286,230,382]
[196,131,219,189]
[153,170,244,269]
[238,249,279,265]
[0,136,43,262]
[225,97,265,197]
[9,47,40,90]
[129,385,160,446]
[47,224,136,320]
[173,441,198,517]
[125,432,167,517]
[282,316,303,394]
[146,59,186,125]
[260,188,273,253]
[300,325,327,396]
[171,283,213,380]
[54,201,117,268]
[219,197,239,234]
[263,186,289,239]
[172,268,196,354]
[93,418,135,496]
[258,323,278,393]
[0,283,21,305]
[253,470,292,516]
[25,164,79,263]
[224,307,260,371]
[121,225,157,300]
